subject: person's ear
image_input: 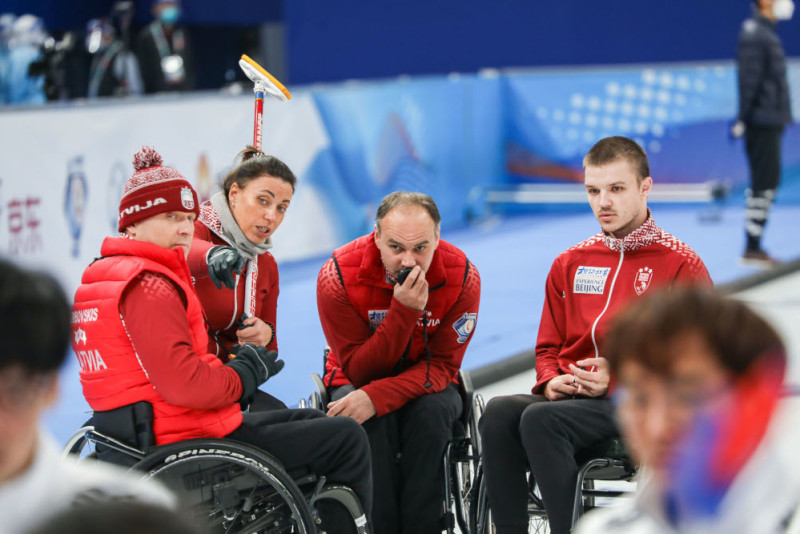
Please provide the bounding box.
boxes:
[641,177,653,198]
[229,183,241,208]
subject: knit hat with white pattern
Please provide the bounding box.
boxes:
[118,146,199,232]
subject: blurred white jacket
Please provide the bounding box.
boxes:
[0,430,175,534]
[576,400,800,534]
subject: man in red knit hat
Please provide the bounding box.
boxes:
[71,146,372,531]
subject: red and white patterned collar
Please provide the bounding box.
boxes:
[601,210,662,252]
[198,200,229,243]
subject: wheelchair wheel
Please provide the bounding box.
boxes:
[471,465,491,534]
[62,422,98,461]
[472,465,551,534]
[134,439,318,534]
[307,484,369,534]
[526,483,550,534]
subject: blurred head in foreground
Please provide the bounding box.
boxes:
[606,288,786,483]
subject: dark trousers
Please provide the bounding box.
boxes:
[333,384,462,534]
[227,408,373,528]
[744,125,784,250]
[479,395,618,534]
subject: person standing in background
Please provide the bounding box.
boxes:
[134,0,195,93]
[733,0,794,267]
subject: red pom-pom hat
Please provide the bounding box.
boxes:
[118,147,199,232]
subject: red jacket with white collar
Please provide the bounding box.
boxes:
[318,233,481,417]
[534,214,712,394]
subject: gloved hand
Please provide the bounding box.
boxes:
[226,343,284,402]
[730,119,746,139]
[207,246,246,289]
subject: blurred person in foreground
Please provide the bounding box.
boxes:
[733,0,794,267]
[479,136,711,534]
[134,0,195,93]
[576,288,799,533]
[26,501,204,534]
[0,258,174,534]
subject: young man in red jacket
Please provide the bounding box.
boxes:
[479,136,712,534]
[317,191,481,534]
[72,147,372,530]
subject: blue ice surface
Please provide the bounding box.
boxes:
[45,201,800,445]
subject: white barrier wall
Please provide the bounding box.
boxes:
[0,91,340,296]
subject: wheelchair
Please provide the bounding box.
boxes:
[63,403,369,534]
[471,436,637,534]
[306,349,485,534]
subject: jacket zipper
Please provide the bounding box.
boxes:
[590,245,624,360]
[223,272,241,330]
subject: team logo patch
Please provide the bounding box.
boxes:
[452,313,477,343]
[634,266,653,296]
[74,327,87,345]
[368,309,388,331]
[181,186,195,210]
[573,266,611,295]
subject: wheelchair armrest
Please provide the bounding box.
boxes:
[310,373,329,409]
[85,429,147,461]
[576,436,630,464]
[457,369,475,425]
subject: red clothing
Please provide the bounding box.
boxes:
[318,233,481,416]
[534,215,712,394]
[72,237,243,445]
[187,217,279,358]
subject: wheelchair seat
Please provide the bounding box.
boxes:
[305,352,483,534]
[64,402,369,534]
[472,434,637,534]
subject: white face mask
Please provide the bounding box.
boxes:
[773,0,795,21]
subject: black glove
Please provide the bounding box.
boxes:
[207,246,246,290]
[226,343,284,402]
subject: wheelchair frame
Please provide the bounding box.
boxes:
[471,437,637,534]
[306,352,484,534]
[64,420,369,534]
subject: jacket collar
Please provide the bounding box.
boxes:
[100,236,193,285]
[601,209,662,252]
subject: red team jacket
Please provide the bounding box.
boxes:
[318,234,481,417]
[72,237,243,444]
[534,215,712,394]
[187,202,280,358]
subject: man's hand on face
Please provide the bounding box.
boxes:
[569,357,610,398]
[392,265,429,311]
[544,374,580,400]
[326,389,377,424]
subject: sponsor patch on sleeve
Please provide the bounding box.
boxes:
[368,309,388,331]
[573,266,611,295]
[452,313,477,343]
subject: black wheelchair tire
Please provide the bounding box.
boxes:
[134,438,318,534]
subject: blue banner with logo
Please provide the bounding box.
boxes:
[302,61,800,237]
[502,62,800,194]
[306,74,504,237]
